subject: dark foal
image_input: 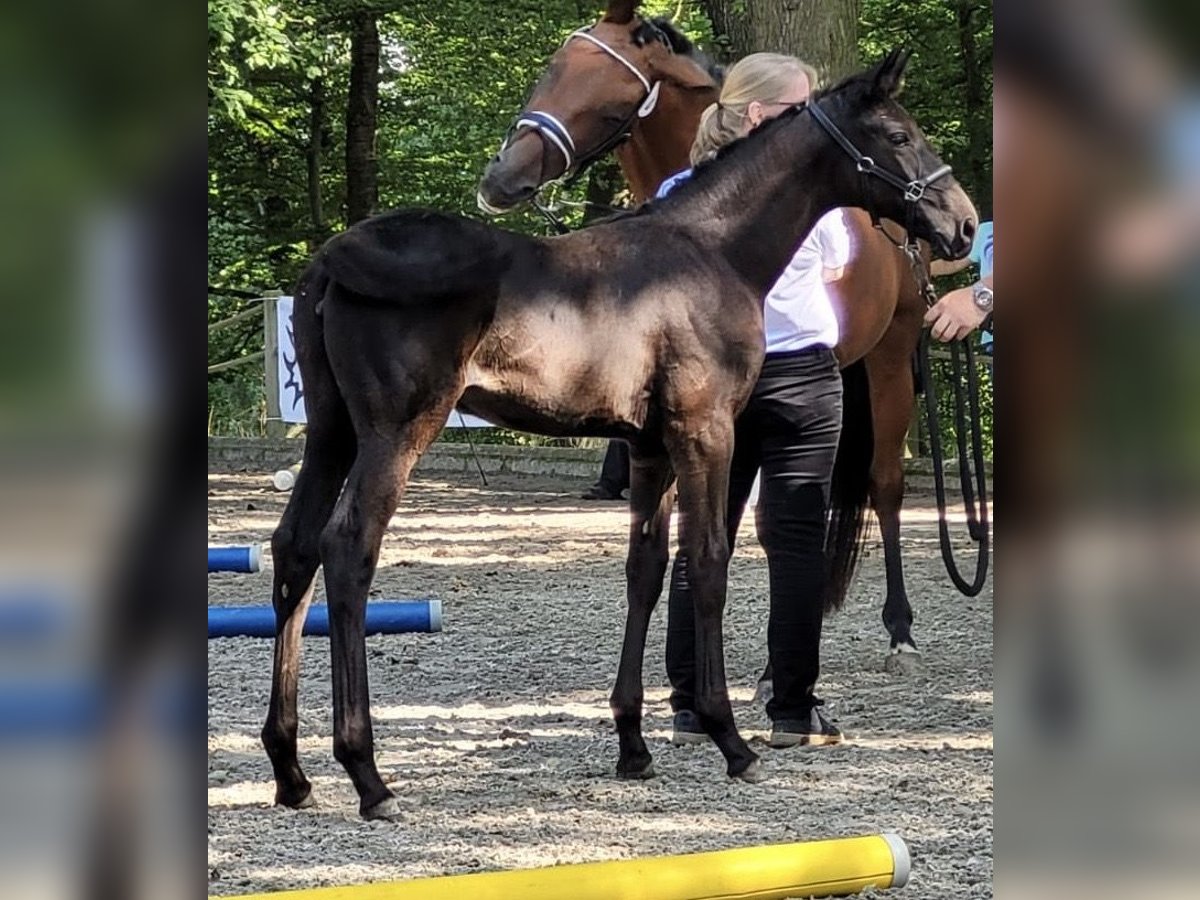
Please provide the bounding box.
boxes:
[264,49,976,819]
[479,3,974,662]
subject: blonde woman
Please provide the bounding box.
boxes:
[661,53,850,749]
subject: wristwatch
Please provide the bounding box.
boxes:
[971,281,993,314]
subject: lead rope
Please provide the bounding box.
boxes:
[896,231,991,596]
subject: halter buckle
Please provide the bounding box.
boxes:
[856,157,876,174]
[904,182,926,202]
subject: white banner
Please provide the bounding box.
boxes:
[275,296,493,428]
[276,296,306,424]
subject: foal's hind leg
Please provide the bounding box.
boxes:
[611,450,674,779]
[262,277,356,809]
[262,424,355,808]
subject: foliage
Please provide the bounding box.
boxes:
[209,0,992,456]
[860,0,993,217]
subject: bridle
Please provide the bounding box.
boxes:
[806,96,989,596]
[805,97,954,305]
[488,23,670,213]
[806,97,952,284]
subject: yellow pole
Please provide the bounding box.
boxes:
[221,833,910,900]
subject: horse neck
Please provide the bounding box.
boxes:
[660,117,853,297]
[617,83,716,202]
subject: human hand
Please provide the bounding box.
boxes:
[924,285,989,342]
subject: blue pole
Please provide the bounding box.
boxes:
[0,682,104,738]
[207,600,442,639]
[208,545,262,573]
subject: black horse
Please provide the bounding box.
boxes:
[263,49,976,819]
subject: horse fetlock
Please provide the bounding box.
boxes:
[273,778,314,810]
[616,747,656,780]
[261,718,298,759]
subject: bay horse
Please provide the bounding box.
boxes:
[478,1,971,665]
[265,49,975,819]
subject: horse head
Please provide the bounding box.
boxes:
[813,48,978,260]
[477,1,717,213]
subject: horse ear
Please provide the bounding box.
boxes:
[603,0,640,24]
[872,47,911,97]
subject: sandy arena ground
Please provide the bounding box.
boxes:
[208,469,992,898]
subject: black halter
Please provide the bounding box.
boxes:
[805,99,953,206]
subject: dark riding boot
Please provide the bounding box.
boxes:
[582,440,630,500]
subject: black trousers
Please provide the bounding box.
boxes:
[666,346,843,722]
[594,440,630,494]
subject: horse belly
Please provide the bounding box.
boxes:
[463,311,652,431]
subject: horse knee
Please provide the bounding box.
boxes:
[869,462,905,508]
[319,515,371,580]
[687,545,731,613]
[625,545,669,588]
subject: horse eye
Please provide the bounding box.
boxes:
[889,132,910,146]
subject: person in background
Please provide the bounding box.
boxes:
[661,52,850,748]
[925,221,993,345]
[581,440,629,500]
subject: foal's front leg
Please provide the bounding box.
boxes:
[672,425,762,781]
[611,449,674,779]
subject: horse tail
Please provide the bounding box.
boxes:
[824,360,874,614]
[319,209,510,301]
[291,257,353,448]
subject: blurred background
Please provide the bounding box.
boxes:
[997,0,1200,896]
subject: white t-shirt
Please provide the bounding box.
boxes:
[656,169,849,353]
[763,208,850,353]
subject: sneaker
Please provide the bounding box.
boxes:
[581,484,625,501]
[768,703,843,748]
[670,710,709,746]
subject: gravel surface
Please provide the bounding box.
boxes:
[208,470,992,898]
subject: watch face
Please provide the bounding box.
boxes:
[973,285,993,310]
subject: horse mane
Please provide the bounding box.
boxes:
[649,66,882,209]
[636,17,724,85]
[646,103,807,208]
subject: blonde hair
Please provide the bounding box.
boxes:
[690,53,821,166]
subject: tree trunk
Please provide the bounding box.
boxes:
[701,0,860,84]
[345,13,380,225]
[307,76,328,248]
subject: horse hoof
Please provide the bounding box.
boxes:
[361,795,401,821]
[884,645,925,675]
[616,759,656,780]
[731,758,766,784]
[753,679,774,705]
[275,784,315,810]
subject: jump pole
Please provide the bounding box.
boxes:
[208,600,442,639]
[209,545,262,573]
[220,833,910,900]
